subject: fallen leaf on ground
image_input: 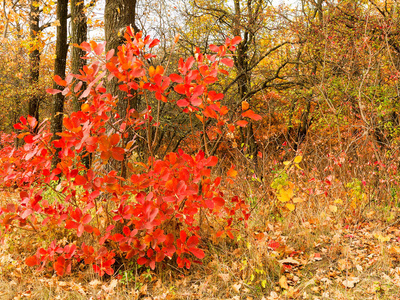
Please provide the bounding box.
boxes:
[342,277,360,288]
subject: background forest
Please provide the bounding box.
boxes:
[1,0,400,299]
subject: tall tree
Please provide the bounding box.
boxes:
[28,0,40,122]
[104,0,139,176]
[71,0,88,112]
[51,0,68,167]
[105,0,139,117]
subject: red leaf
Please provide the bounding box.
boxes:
[137,256,148,265]
[187,236,199,248]
[192,85,204,98]
[220,58,234,67]
[208,91,224,101]
[24,135,34,144]
[46,88,62,95]
[209,44,219,52]
[111,147,125,161]
[82,214,92,224]
[205,199,214,209]
[174,84,186,94]
[65,220,78,229]
[21,209,33,219]
[149,39,160,48]
[189,248,205,259]
[177,99,189,107]
[242,110,262,121]
[122,226,130,236]
[94,42,105,55]
[169,73,183,83]
[77,224,84,237]
[205,156,218,167]
[213,197,225,207]
[74,175,87,186]
[25,256,38,267]
[84,225,93,233]
[226,230,234,239]
[231,36,242,45]
[27,116,37,128]
[20,116,27,125]
[14,123,24,130]
[112,234,124,242]
[80,41,92,52]
[268,240,280,250]
[190,97,202,106]
[179,230,187,242]
[109,134,120,146]
[106,49,115,60]
[54,75,67,86]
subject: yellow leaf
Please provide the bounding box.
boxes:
[283,161,290,166]
[334,199,343,204]
[292,197,304,203]
[329,205,337,213]
[295,163,303,170]
[294,156,302,164]
[277,189,293,203]
[286,203,295,211]
[374,233,391,243]
[279,275,288,289]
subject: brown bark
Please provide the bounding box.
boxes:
[51,0,68,167]
[104,0,139,177]
[105,0,139,118]
[71,0,88,112]
[28,0,40,123]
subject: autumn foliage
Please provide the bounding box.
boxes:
[0,27,251,276]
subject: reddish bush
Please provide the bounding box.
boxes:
[0,27,250,276]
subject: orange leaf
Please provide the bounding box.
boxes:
[227,165,237,178]
[155,65,164,75]
[241,101,249,111]
[54,75,66,86]
[109,134,120,146]
[25,256,38,267]
[236,120,248,127]
[220,106,229,115]
[195,114,204,123]
[148,66,155,77]
[81,103,90,112]
[242,109,262,121]
[111,147,125,161]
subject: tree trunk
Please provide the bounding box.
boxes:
[105,0,139,119]
[71,0,88,112]
[28,0,40,123]
[105,0,139,177]
[51,0,68,167]
[233,0,258,167]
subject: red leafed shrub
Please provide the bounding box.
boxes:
[0,27,250,276]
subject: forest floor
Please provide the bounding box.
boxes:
[1,190,400,300]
